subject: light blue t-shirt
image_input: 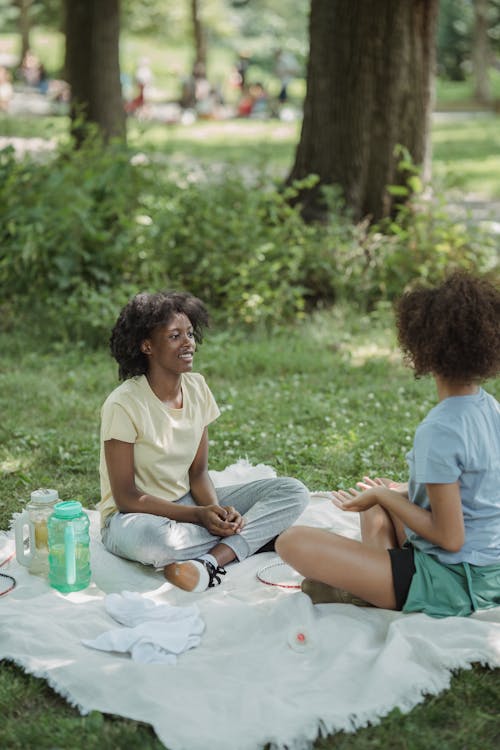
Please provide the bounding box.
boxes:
[405,388,500,565]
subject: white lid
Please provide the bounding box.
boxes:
[30,488,59,503]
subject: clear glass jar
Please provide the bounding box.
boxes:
[14,488,59,576]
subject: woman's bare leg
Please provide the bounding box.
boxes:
[206,542,236,566]
[276,526,397,609]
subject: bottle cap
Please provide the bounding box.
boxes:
[31,488,59,503]
[53,500,83,519]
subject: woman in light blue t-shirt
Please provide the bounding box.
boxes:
[277,272,500,617]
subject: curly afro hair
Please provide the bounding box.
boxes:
[110,291,209,380]
[396,271,500,382]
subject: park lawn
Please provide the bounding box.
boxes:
[435,69,500,109]
[1,308,499,749]
[1,109,499,201]
[0,27,297,105]
[431,112,500,199]
[1,29,499,746]
[128,112,500,201]
[1,24,500,197]
[3,27,500,108]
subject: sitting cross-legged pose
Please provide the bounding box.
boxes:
[98,290,309,592]
[277,272,500,617]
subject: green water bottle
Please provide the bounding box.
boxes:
[48,501,91,593]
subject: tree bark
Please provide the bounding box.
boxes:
[472,0,491,105]
[64,0,126,145]
[288,0,439,223]
[17,0,33,64]
[191,0,207,78]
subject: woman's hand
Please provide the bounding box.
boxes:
[221,505,245,532]
[356,475,409,496]
[195,505,243,536]
[330,487,380,513]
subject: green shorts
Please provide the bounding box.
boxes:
[402,548,500,618]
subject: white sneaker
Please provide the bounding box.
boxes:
[164,559,227,592]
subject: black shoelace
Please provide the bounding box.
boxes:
[204,561,227,588]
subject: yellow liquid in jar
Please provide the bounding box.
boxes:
[34,520,48,549]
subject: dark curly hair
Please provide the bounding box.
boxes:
[396,271,500,382]
[110,291,209,380]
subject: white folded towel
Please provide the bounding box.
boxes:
[82,591,205,664]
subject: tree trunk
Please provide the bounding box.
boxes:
[472,0,491,105]
[64,0,126,146]
[288,0,438,223]
[17,0,33,64]
[191,0,207,78]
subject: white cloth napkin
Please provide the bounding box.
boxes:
[82,591,205,664]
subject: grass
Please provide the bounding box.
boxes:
[128,117,300,174]
[0,27,303,104]
[1,309,499,749]
[3,27,500,108]
[1,110,499,202]
[132,112,500,200]
[2,26,500,201]
[435,70,500,109]
[1,94,499,202]
[431,112,500,199]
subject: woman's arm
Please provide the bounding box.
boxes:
[104,432,242,535]
[188,427,220,507]
[189,428,244,533]
[356,475,409,498]
[104,439,200,523]
[332,482,465,552]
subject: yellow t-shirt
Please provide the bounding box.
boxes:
[97,372,220,525]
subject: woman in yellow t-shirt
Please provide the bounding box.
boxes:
[99,291,308,593]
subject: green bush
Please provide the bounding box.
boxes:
[327,153,498,307]
[330,201,498,309]
[144,173,325,325]
[0,139,145,298]
[0,139,496,347]
[0,141,333,343]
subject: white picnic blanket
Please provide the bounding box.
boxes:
[1,461,499,750]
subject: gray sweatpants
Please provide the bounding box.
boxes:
[101,477,309,568]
